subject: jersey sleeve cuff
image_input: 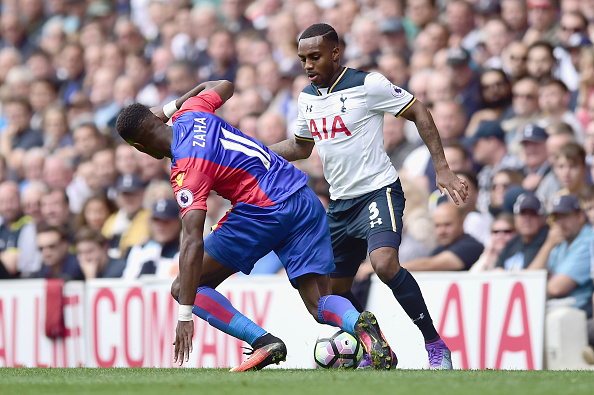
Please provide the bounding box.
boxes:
[395,97,416,118]
[295,135,314,142]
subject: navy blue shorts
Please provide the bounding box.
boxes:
[327,179,405,278]
[204,185,335,286]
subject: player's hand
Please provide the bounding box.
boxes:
[173,320,194,366]
[436,169,468,205]
[150,105,169,123]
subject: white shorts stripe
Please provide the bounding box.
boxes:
[386,187,397,232]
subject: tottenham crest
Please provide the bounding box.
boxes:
[176,189,193,208]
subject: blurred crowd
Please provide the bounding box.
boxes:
[1,0,594,362]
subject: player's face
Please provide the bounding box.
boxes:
[298,36,340,88]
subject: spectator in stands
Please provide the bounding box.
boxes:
[554,10,588,91]
[519,124,552,191]
[536,122,577,201]
[523,0,560,46]
[20,147,45,190]
[114,143,140,177]
[102,174,150,259]
[40,105,75,156]
[446,0,481,51]
[496,192,549,271]
[74,193,117,232]
[21,180,47,226]
[501,0,528,41]
[0,181,39,277]
[377,52,409,90]
[379,18,411,61]
[526,41,557,82]
[528,194,593,317]
[72,122,105,164]
[576,47,594,129]
[477,18,512,70]
[403,202,484,271]
[41,188,75,241]
[28,78,59,131]
[200,29,238,83]
[0,97,43,172]
[34,223,83,281]
[471,212,517,272]
[123,198,180,279]
[75,226,125,279]
[89,66,121,131]
[538,78,584,141]
[221,0,253,35]
[466,68,513,138]
[444,47,482,119]
[92,147,118,200]
[552,143,588,200]
[256,112,288,146]
[472,120,525,212]
[501,41,529,83]
[501,76,542,154]
[489,168,526,216]
[57,42,86,106]
[137,153,169,184]
[0,11,35,58]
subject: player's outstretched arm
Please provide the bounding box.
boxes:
[269,137,315,162]
[151,80,235,122]
[173,209,207,366]
[401,100,468,204]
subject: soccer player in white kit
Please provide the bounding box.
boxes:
[270,23,469,370]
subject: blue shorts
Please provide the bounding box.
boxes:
[327,179,405,278]
[204,185,335,286]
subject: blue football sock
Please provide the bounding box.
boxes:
[338,290,364,312]
[190,286,266,346]
[387,268,439,342]
[317,295,360,337]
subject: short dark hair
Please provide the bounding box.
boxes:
[555,142,586,166]
[299,23,339,47]
[528,41,555,59]
[36,223,68,241]
[540,78,568,93]
[75,226,107,246]
[115,103,153,143]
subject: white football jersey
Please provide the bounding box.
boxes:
[295,68,415,200]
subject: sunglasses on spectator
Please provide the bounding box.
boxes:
[491,229,514,235]
[510,55,527,61]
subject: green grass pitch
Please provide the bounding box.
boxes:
[1,368,594,395]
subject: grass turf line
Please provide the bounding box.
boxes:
[1,368,594,395]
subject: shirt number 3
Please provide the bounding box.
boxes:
[369,202,383,228]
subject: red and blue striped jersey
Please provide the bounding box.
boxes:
[170,90,308,217]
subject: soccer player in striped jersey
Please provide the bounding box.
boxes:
[115,80,396,371]
[270,23,469,370]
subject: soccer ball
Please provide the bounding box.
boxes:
[314,330,363,369]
